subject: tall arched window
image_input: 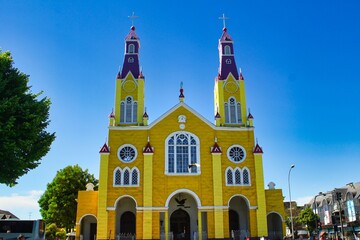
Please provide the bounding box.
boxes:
[243,168,250,185]
[131,169,138,185]
[165,131,200,174]
[123,169,130,185]
[234,168,241,185]
[224,97,242,124]
[114,168,121,186]
[113,167,140,187]
[120,96,137,123]
[128,44,135,53]
[226,168,233,185]
[224,45,231,55]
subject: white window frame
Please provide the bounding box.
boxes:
[242,167,251,186]
[128,44,135,53]
[117,144,138,163]
[224,45,231,55]
[227,144,246,163]
[165,131,200,175]
[120,96,138,123]
[113,167,140,187]
[224,97,242,124]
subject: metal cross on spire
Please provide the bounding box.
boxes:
[128,12,139,26]
[219,13,229,29]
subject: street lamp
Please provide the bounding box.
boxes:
[288,164,295,240]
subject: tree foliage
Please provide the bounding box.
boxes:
[45,223,66,240]
[38,165,98,232]
[0,50,55,186]
[297,207,318,236]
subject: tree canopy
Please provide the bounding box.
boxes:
[38,165,98,232]
[297,207,318,236]
[0,50,55,186]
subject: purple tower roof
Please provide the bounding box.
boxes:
[121,26,141,78]
[218,27,239,80]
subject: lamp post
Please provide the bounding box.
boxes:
[288,164,295,240]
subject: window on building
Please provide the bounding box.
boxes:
[165,131,200,174]
[120,96,137,123]
[243,168,250,185]
[224,97,242,124]
[114,168,121,186]
[227,168,233,185]
[128,44,135,53]
[113,167,139,187]
[123,169,130,185]
[224,45,231,55]
[234,168,241,185]
[227,145,246,163]
[131,169,138,185]
[225,167,251,186]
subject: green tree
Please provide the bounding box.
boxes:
[38,165,98,232]
[0,50,55,186]
[45,223,66,240]
[297,207,318,236]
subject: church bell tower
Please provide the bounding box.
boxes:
[214,17,248,127]
[113,25,146,126]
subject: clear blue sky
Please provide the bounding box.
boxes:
[1,1,359,220]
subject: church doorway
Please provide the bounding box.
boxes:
[79,215,97,240]
[120,211,136,234]
[229,209,240,232]
[115,196,136,236]
[228,196,250,239]
[267,212,283,240]
[170,209,190,240]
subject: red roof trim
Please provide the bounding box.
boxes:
[143,142,154,153]
[211,142,222,153]
[99,143,110,153]
[253,144,263,154]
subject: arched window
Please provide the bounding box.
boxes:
[234,168,241,185]
[226,168,233,185]
[165,131,200,174]
[123,169,130,185]
[224,45,231,55]
[128,44,135,53]
[243,168,250,185]
[131,168,138,185]
[120,96,137,123]
[224,97,242,124]
[114,168,122,186]
[226,59,232,64]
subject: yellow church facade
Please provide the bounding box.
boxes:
[76,23,286,240]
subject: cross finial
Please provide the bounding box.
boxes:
[128,12,139,26]
[219,13,229,29]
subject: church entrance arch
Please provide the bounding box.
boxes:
[228,195,250,239]
[166,191,204,240]
[170,209,190,240]
[267,212,283,240]
[115,196,136,236]
[79,215,97,240]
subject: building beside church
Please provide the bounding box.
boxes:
[75,21,286,240]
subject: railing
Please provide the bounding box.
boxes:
[116,233,136,240]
